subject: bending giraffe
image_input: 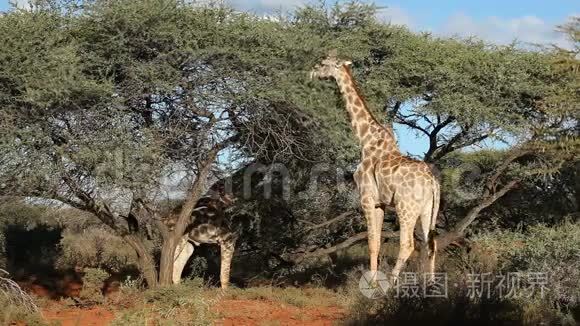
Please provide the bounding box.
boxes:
[310,52,440,283]
[169,185,238,288]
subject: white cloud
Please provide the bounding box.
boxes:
[439,12,572,48]
[375,6,414,28]
[226,0,306,13]
[6,0,34,10]
[13,0,30,8]
[225,2,571,49]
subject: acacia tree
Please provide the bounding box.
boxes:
[0,1,322,286]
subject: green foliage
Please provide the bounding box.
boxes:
[475,221,580,308]
[79,267,109,304]
[553,16,579,86]
[0,200,57,230]
[57,227,141,273]
[1,0,570,192]
[0,8,109,108]
[186,256,209,279]
[345,222,580,325]
[439,150,505,206]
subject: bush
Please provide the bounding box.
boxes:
[0,296,47,326]
[187,256,209,280]
[345,221,580,325]
[475,220,580,310]
[0,269,45,325]
[57,227,142,273]
[111,278,215,326]
[79,267,110,304]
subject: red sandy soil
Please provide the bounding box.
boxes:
[34,299,345,326]
[41,307,115,326]
[19,279,345,325]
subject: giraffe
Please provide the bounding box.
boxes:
[169,184,238,288]
[310,52,440,284]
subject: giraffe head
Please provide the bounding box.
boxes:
[310,50,352,80]
[208,181,236,206]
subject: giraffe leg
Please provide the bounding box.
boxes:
[390,219,415,284]
[361,197,383,280]
[219,236,236,289]
[354,165,383,281]
[173,236,194,284]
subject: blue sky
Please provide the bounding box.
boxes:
[2,0,578,156]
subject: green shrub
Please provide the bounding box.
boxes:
[79,267,110,304]
[345,221,580,325]
[57,227,142,273]
[475,220,580,310]
[111,278,215,326]
[187,256,209,279]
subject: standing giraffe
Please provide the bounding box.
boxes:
[310,52,440,283]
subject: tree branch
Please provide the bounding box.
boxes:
[60,176,126,233]
[286,230,399,263]
[436,179,519,250]
[431,133,490,162]
[174,148,219,237]
[424,116,455,162]
[396,115,430,136]
[483,148,532,196]
[302,211,353,232]
[133,196,170,240]
[434,146,536,249]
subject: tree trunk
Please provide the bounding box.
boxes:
[123,234,158,288]
[158,234,179,285]
[156,149,218,286]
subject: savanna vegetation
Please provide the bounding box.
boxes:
[0,0,577,324]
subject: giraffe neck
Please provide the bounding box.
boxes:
[335,66,399,154]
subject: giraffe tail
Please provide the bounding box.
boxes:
[430,181,440,232]
[428,181,440,253]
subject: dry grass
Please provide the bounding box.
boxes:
[222,286,344,308]
[107,277,348,325]
[0,269,47,325]
[109,278,215,326]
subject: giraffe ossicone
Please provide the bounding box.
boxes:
[310,52,440,284]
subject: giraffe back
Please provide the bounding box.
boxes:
[163,188,238,246]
